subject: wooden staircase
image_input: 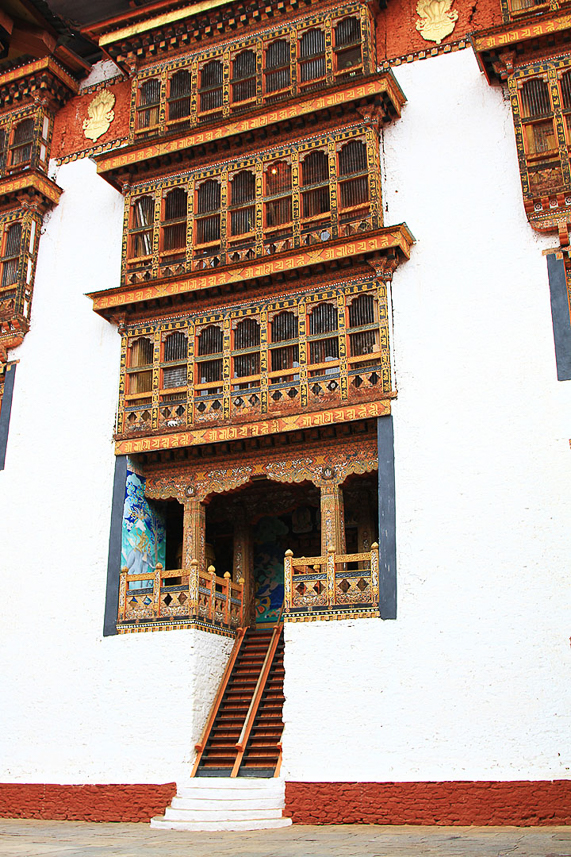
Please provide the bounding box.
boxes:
[192,624,285,778]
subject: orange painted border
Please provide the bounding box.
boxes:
[115,399,390,454]
[0,57,78,94]
[90,225,413,312]
[473,13,571,52]
[0,172,62,206]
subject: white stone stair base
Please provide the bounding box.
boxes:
[150,777,292,832]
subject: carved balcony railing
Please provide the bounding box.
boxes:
[118,562,245,632]
[284,543,379,620]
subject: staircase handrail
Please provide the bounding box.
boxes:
[191,626,247,775]
[232,618,283,776]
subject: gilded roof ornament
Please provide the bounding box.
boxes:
[83,89,116,142]
[415,0,458,45]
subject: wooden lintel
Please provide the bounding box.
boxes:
[88,224,414,314]
[0,171,62,208]
[472,10,571,62]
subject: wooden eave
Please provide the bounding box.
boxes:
[95,72,405,189]
[0,55,79,108]
[471,8,571,82]
[0,168,62,210]
[88,222,414,322]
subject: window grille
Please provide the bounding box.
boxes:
[340,176,368,209]
[130,196,154,257]
[302,186,330,218]
[349,330,376,356]
[235,317,260,349]
[234,352,260,377]
[163,188,187,251]
[335,16,361,46]
[196,180,221,244]
[164,331,187,362]
[232,50,256,103]
[302,150,329,186]
[199,61,224,113]
[510,0,547,10]
[271,311,298,342]
[309,337,339,364]
[271,344,299,371]
[138,79,161,130]
[130,336,154,367]
[299,29,326,83]
[130,371,153,393]
[168,70,192,122]
[10,119,34,167]
[348,294,375,327]
[265,40,291,93]
[309,302,338,334]
[266,161,292,196]
[561,71,571,111]
[1,222,22,287]
[521,78,551,119]
[266,197,292,227]
[231,171,256,205]
[339,141,367,175]
[163,365,187,388]
[198,325,223,355]
[199,358,223,383]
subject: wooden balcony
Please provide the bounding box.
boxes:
[117,562,245,634]
[284,543,379,621]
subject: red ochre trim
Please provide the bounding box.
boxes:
[284,781,571,826]
[0,783,176,823]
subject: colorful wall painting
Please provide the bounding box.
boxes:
[122,467,166,589]
[253,516,287,624]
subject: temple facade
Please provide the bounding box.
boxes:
[0,0,571,825]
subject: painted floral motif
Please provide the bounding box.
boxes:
[415,0,458,45]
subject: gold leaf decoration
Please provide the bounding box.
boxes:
[416,0,459,45]
[83,89,116,142]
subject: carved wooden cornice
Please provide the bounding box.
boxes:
[0,170,62,213]
[0,57,79,111]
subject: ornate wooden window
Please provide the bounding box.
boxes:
[137,78,161,133]
[229,171,256,239]
[298,29,326,87]
[265,39,291,96]
[308,301,339,365]
[118,280,390,437]
[301,150,330,220]
[0,128,5,174]
[9,118,35,168]
[334,16,362,79]
[338,140,369,211]
[0,222,21,289]
[265,160,293,233]
[129,195,155,261]
[507,0,549,16]
[520,77,556,157]
[161,187,187,260]
[560,70,571,140]
[231,50,257,106]
[199,60,224,118]
[195,179,222,248]
[167,70,192,131]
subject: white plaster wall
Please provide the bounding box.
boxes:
[0,158,233,783]
[282,49,571,782]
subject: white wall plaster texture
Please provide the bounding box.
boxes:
[79,59,124,90]
[282,50,571,783]
[0,158,233,784]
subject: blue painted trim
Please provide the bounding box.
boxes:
[103,455,128,637]
[378,415,396,620]
[0,362,16,471]
[547,253,571,381]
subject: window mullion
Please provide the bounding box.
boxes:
[223,317,231,419]
[221,169,229,261]
[187,177,194,269]
[159,70,168,135]
[152,187,162,278]
[298,298,308,407]
[290,29,298,96]
[325,16,334,85]
[291,150,301,247]
[255,161,264,258]
[328,139,338,239]
[338,293,348,401]
[152,328,161,431]
[187,319,195,426]
[223,49,231,117]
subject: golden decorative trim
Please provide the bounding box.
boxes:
[0,56,78,94]
[56,137,129,166]
[381,40,467,70]
[0,171,62,207]
[415,0,458,45]
[83,89,116,142]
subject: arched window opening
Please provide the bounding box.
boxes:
[162,187,187,252]
[348,294,377,356]
[198,325,223,355]
[309,302,338,335]
[301,150,330,218]
[199,61,224,113]
[339,140,367,176]
[130,336,154,367]
[348,293,375,327]
[1,222,22,287]
[130,195,154,258]
[10,118,34,167]
[235,317,260,349]
[334,17,362,74]
[168,70,191,123]
[299,29,326,84]
[521,78,556,155]
[521,78,551,118]
[196,180,221,245]
[232,50,256,103]
[265,39,290,94]
[271,311,298,342]
[265,162,292,229]
[137,78,161,130]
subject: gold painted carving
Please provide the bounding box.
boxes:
[415,0,458,45]
[83,89,116,142]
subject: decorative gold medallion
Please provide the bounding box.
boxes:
[83,89,116,142]
[415,0,458,45]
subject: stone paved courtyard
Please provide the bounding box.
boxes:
[0,820,570,857]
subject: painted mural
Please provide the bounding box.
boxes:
[253,516,287,624]
[122,467,166,589]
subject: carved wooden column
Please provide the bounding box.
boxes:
[233,506,254,625]
[184,497,205,617]
[320,481,345,555]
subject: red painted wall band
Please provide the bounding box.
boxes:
[285,781,571,826]
[0,783,176,823]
